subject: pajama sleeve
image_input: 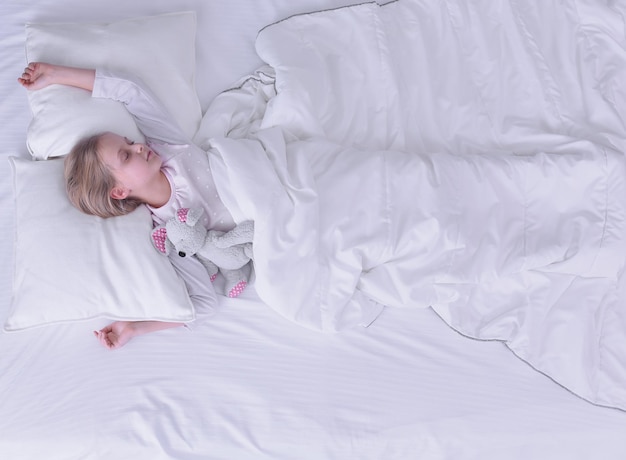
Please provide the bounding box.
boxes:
[92,68,190,145]
[169,254,219,330]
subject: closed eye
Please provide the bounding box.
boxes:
[124,137,135,145]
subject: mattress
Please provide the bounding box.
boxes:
[1,1,626,459]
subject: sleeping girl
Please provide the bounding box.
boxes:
[18,62,233,349]
[18,60,626,360]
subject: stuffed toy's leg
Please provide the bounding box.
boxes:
[221,263,252,297]
[212,221,254,248]
[197,256,219,282]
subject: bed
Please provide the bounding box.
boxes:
[2,0,626,459]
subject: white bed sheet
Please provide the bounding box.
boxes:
[1,1,626,459]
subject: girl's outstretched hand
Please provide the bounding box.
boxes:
[17,62,55,91]
[94,321,136,350]
[94,320,183,350]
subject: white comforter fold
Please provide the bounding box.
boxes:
[196,0,626,410]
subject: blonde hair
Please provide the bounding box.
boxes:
[64,133,143,218]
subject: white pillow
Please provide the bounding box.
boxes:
[5,157,195,331]
[25,11,201,159]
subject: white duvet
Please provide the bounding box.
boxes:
[194,0,626,410]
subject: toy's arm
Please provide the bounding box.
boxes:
[212,220,255,248]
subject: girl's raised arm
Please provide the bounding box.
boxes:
[18,62,95,92]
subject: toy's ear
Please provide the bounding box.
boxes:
[151,225,173,255]
[176,207,204,227]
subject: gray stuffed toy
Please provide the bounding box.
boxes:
[151,207,254,298]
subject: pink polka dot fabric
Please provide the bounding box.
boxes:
[228,281,247,298]
[177,208,189,223]
[152,227,168,253]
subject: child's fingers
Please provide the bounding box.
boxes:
[101,331,118,349]
[93,330,111,349]
[93,326,121,350]
[21,65,38,80]
[18,74,33,86]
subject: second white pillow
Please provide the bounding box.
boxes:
[24,11,201,159]
[5,157,195,332]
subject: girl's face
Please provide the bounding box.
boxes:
[98,132,163,200]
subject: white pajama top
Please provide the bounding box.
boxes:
[92,68,235,232]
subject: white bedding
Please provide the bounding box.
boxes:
[2,0,626,459]
[200,0,626,410]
